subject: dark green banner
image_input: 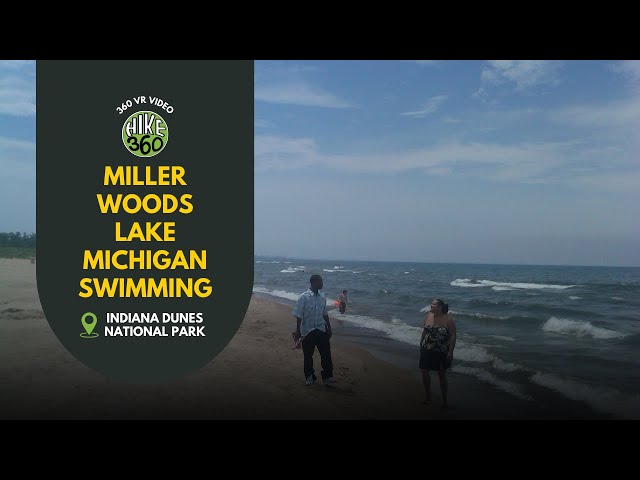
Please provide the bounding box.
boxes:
[37,61,253,382]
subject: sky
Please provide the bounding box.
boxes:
[255,60,640,267]
[0,60,638,266]
[0,60,35,233]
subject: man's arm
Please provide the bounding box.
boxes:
[324,314,332,338]
[292,296,304,339]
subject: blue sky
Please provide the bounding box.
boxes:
[255,60,640,267]
[0,60,638,266]
[0,60,35,233]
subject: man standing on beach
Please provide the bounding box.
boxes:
[293,274,336,387]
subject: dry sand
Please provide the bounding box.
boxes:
[0,258,600,419]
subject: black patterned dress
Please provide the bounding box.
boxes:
[419,324,452,371]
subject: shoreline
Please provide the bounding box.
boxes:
[0,258,607,419]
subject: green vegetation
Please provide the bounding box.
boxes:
[0,232,36,259]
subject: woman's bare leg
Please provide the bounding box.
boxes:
[421,369,432,403]
[438,369,448,407]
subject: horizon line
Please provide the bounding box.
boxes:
[255,254,640,269]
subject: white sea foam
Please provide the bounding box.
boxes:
[492,359,526,372]
[335,314,491,364]
[334,266,344,269]
[492,286,515,291]
[256,260,281,264]
[531,372,640,419]
[322,268,361,274]
[454,340,495,363]
[253,286,337,305]
[452,366,533,401]
[441,309,510,320]
[612,297,624,300]
[487,335,516,342]
[450,278,485,287]
[542,317,625,339]
[451,278,576,290]
[281,266,306,273]
[569,296,582,300]
[335,313,423,346]
[404,271,410,274]
[252,287,301,302]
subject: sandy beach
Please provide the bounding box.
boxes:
[0,258,603,420]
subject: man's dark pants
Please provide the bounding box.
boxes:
[302,328,333,380]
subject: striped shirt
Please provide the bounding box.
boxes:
[292,289,328,337]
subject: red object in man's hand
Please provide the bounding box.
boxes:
[291,332,303,350]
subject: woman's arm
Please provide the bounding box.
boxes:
[420,327,427,348]
[447,315,457,360]
[420,313,431,347]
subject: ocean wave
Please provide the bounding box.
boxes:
[334,313,423,346]
[452,366,533,401]
[531,372,640,419]
[444,309,511,321]
[252,287,301,302]
[334,313,531,381]
[253,286,337,306]
[334,314,498,366]
[612,297,624,300]
[451,278,576,290]
[492,359,526,372]
[256,260,280,264]
[281,266,306,273]
[454,340,495,363]
[492,286,515,291]
[542,317,625,339]
[569,296,582,300]
[322,269,362,274]
[488,335,516,342]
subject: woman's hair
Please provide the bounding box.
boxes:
[434,298,449,314]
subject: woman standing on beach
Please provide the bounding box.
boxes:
[419,299,456,407]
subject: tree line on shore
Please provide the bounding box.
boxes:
[0,232,36,248]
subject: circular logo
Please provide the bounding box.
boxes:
[122,110,169,158]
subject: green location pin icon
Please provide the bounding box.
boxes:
[80,312,99,338]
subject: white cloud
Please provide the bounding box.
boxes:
[255,134,600,182]
[401,95,448,118]
[255,83,352,108]
[256,134,639,192]
[0,136,35,180]
[254,118,274,128]
[481,60,563,91]
[286,64,320,73]
[0,60,35,69]
[0,75,35,116]
[611,60,640,92]
[549,97,640,129]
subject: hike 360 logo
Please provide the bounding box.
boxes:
[119,97,172,157]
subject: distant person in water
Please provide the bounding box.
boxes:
[338,289,349,314]
[292,274,335,387]
[419,298,457,407]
